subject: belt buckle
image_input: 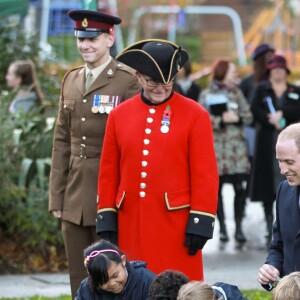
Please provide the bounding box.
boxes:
[80,144,87,159]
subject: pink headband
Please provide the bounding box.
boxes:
[84,249,120,267]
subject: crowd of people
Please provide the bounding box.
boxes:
[5,6,300,300]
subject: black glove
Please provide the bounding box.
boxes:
[100,231,118,245]
[184,234,208,255]
[96,210,118,243]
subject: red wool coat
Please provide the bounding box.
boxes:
[97,92,218,280]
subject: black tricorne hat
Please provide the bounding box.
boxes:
[68,9,121,39]
[116,39,189,84]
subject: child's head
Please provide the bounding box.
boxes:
[272,272,300,300]
[149,269,189,299]
[177,281,217,300]
[83,239,127,293]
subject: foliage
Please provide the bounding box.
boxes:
[0,22,66,273]
[48,35,79,63]
[177,35,201,64]
[242,289,271,300]
[0,21,40,89]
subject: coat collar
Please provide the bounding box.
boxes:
[73,60,119,96]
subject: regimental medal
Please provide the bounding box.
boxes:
[92,95,121,114]
[160,105,172,134]
[105,106,113,114]
[91,95,100,113]
[161,125,169,133]
[91,106,99,113]
[99,95,108,114]
[98,105,106,114]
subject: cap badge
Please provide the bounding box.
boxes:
[82,18,88,28]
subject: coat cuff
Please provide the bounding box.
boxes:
[186,211,216,239]
[96,209,118,232]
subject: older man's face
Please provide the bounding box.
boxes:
[276,138,300,186]
[136,72,173,105]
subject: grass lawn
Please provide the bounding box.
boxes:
[0,289,271,300]
[243,289,271,299]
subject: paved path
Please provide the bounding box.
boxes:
[0,184,270,298]
[203,184,269,290]
[0,273,71,298]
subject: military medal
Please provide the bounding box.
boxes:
[99,95,108,114]
[105,95,114,114]
[99,105,106,114]
[161,125,169,133]
[91,106,99,113]
[92,95,121,114]
[161,105,172,134]
[105,105,113,114]
[91,95,100,113]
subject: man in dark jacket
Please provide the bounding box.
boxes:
[257,122,300,291]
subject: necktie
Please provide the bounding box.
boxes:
[85,71,93,91]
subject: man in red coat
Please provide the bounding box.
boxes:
[96,39,219,280]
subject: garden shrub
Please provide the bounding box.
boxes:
[0,21,66,273]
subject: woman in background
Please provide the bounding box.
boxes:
[240,43,274,104]
[249,54,300,243]
[239,44,275,192]
[174,60,201,101]
[5,59,44,113]
[199,58,252,242]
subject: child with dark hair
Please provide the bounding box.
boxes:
[75,239,155,299]
[148,270,189,300]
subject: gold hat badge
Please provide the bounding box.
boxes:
[82,18,88,27]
